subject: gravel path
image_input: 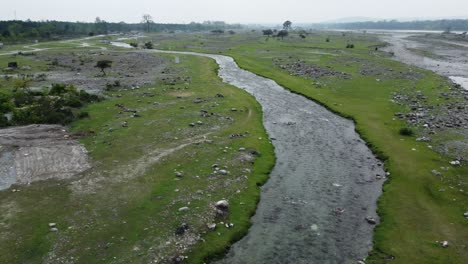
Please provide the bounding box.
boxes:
[145,48,385,263]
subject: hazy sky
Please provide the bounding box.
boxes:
[1,0,467,24]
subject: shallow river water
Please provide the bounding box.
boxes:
[144,49,385,263]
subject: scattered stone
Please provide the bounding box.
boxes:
[50,227,59,232]
[231,108,237,112]
[464,212,468,218]
[365,217,377,225]
[48,223,57,228]
[207,223,217,230]
[189,123,195,127]
[449,160,461,166]
[416,137,431,142]
[175,171,183,177]
[215,93,225,98]
[196,121,203,125]
[239,147,246,151]
[431,170,441,176]
[171,255,185,264]
[175,223,189,235]
[122,121,128,128]
[218,169,228,175]
[178,207,189,212]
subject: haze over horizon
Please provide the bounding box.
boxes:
[1,0,468,24]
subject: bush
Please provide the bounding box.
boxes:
[0,115,9,127]
[63,97,82,107]
[78,111,90,119]
[144,41,153,49]
[12,89,33,107]
[49,83,77,95]
[129,42,138,48]
[346,44,355,48]
[399,127,414,136]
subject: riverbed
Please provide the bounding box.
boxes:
[139,47,385,263]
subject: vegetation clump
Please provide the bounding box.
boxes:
[0,83,100,127]
[399,127,414,136]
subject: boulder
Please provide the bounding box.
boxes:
[215,200,229,213]
[365,217,377,225]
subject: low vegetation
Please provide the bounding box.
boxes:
[0,83,100,127]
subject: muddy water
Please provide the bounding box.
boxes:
[139,48,385,263]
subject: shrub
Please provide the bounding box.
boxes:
[346,44,355,48]
[0,115,9,127]
[399,127,414,136]
[144,42,153,49]
[49,83,77,95]
[78,111,90,119]
[63,97,82,107]
[129,42,138,48]
[12,89,33,107]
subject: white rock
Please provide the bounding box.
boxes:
[218,169,228,175]
[441,240,449,248]
[178,207,189,212]
[215,200,229,210]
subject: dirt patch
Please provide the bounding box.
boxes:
[0,125,90,190]
[31,51,168,93]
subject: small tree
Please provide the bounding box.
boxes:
[283,20,292,31]
[262,29,273,40]
[142,14,153,32]
[277,30,289,40]
[95,60,112,76]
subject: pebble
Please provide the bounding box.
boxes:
[178,207,189,212]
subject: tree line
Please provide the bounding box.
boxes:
[0,19,242,43]
[310,19,468,31]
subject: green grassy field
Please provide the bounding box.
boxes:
[138,30,468,263]
[0,47,274,263]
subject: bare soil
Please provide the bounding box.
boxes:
[32,51,168,93]
[0,124,90,190]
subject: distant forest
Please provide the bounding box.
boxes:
[0,19,242,43]
[312,19,468,31]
